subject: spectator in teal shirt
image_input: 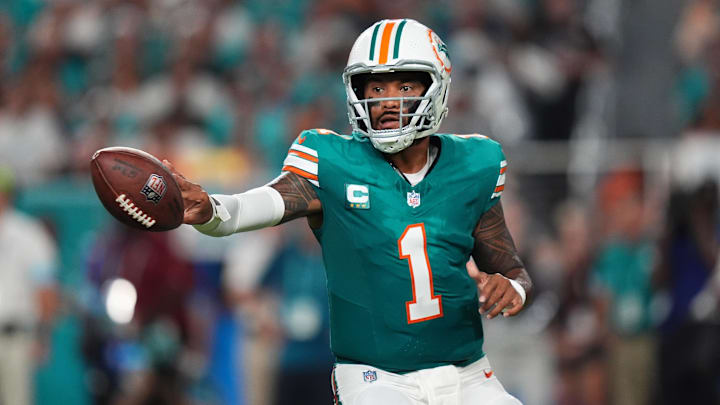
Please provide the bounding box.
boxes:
[591,169,657,405]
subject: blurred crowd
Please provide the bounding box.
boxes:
[2,0,720,404]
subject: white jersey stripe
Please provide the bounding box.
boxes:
[491,161,508,199]
[282,154,318,175]
[290,143,318,157]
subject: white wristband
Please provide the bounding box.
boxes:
[508,278,527,306]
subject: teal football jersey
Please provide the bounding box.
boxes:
[281,129,507,373]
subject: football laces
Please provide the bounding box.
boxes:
[115,194,156,228]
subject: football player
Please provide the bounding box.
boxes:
[169,19,530,405]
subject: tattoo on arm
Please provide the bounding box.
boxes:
[472,202,532,294]
[268,172,322,225]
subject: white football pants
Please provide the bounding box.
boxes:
[331,356,522,405]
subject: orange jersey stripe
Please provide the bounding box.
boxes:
[500,166,507,174]
[282,165,319,181]
[289,149,319,163]
[378,22,396,64]
[494,185,505,193]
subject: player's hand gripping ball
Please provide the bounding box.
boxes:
[90,147,184,231]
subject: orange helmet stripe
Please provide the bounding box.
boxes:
[378,22,396,64]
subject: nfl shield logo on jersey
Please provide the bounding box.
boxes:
[407,190,421,208]
[141,174,167,204]
[363,370,377,383]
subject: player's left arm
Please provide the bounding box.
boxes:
[471,202,533,319]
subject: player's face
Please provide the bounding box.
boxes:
[363,73,427,131]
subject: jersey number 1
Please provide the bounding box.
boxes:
[398,223,443,323]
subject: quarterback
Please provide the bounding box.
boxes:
[170,19,531,405]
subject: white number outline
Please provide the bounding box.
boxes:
[398,223,443,324]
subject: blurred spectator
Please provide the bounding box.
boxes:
[0,68,66,186]
[656,179,720,405]
[171,224,254,405]
[591,168,657,405]
[0,167,59,405]
[547,201,607,405]
[223,229,282,405]
[521,0,598,142]
[84,225,196,405]
[675,0,719,66]
[260,224,333,405]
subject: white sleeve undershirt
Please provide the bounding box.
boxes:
[192,186,286,237]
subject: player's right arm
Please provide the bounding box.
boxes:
[267,171,322,227]
[165,162,322,235]
[466,137,532,319]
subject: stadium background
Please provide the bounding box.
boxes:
[1,0,719,404]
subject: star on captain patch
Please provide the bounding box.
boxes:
[407,190,421,208]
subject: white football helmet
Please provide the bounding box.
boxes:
[343,19,452,153]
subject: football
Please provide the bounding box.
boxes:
[90,147,184,231]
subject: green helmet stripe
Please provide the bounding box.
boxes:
[393,19,407,59]
[369,22,381,61]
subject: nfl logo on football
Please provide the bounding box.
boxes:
[407,191,421,208]
[141,174,167,204]
[363,370,377,383]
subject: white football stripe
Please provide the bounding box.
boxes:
[495,173,506,186]
[283,154,318,175]
[290,143,318,157]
